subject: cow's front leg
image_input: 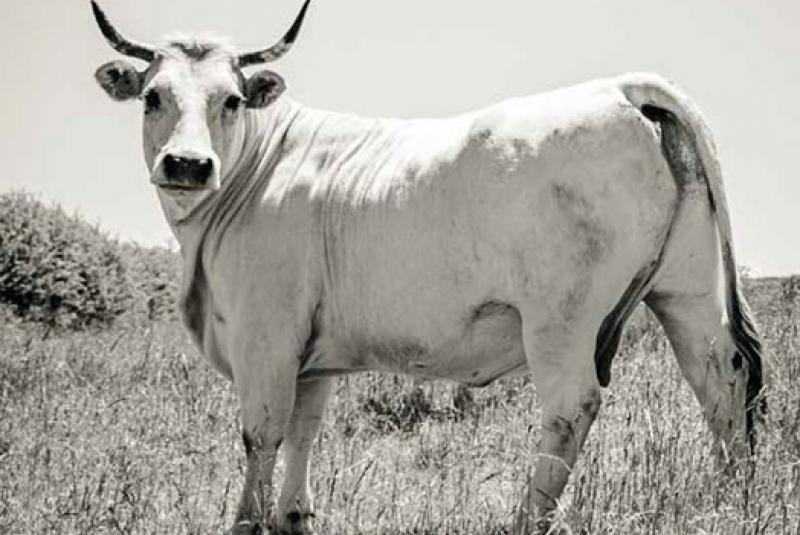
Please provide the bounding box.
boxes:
[517,326,602,535]
[230,335,299,535]
[275,378,332,535]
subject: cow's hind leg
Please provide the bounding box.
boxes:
[275,378,333,535]
[643,164,761,462]
[516,324,601,535]
[644,212,754,462]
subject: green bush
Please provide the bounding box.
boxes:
[0,192,134,329]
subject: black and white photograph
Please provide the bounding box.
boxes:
[1,1,798,533]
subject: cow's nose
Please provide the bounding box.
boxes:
[163,153,213,187]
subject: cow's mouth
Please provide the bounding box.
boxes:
[154,181,208,192]
[160,184,200,191]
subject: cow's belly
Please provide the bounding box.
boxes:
[299,299,529,385]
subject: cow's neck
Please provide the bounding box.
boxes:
[167,97,299,241]
[169,97,302,351]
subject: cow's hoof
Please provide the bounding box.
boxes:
[536,519,572,535]
[547,525,572,535]
[230,519,264,535]
[274,511,316,535]
[515,516,572,535]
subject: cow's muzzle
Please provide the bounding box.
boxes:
[153,151,218,191]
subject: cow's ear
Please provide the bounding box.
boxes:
[244,70,286,108]
[95,60,144,101]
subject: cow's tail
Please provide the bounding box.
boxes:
[618,72,765,436]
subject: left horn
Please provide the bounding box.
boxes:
[91,1,156,62]
[237,0,311,67]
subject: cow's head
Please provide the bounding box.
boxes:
[91,1,309,219]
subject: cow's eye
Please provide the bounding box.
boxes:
[224,94,243,113]
[144,90,161,114]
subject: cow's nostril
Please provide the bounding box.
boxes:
[163,154,180,178]
[163,154,213,187]
[197,158,212,178]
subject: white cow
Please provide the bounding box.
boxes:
[91,1,764,534]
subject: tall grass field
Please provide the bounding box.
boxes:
[0,193,798,534]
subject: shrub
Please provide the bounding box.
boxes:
[120,243,181,321]
[0,192,134,329]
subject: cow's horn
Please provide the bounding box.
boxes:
[237,0,311,67]
[91,1,156,62]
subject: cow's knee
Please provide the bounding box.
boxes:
[539,384,602,465]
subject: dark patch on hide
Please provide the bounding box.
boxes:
[242,432,281,458]
[468,300,516,323]
[468,126,536,176]
[544,415,575,449]
[579,389,602,419]
[552,184,615,266]
[298,302,322,367]
[560,277,591,322]
[474,127,493,142]
[581,399,600,419]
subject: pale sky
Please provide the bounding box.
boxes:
[1,0,798,275]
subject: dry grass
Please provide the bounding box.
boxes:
[0,278,798,534]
